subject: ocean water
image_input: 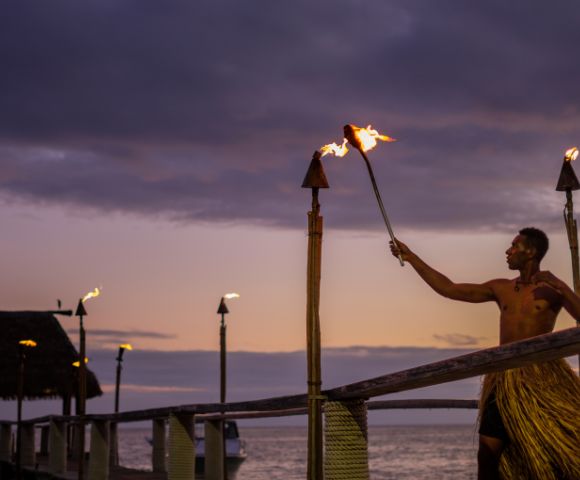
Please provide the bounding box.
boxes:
[118,424,478,479]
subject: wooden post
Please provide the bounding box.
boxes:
[88,420,110,480]
[0,424,11,461]
[324,400,369,480]
[306,188,324,480]
[152,419,166,473]
[48,419,67,474]
[168,414,195,480]
[109,423,118,467]
[205,420,224,480]
[20,423,35,467]
[40,425,49,455]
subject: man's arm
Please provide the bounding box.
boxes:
[390,239,496,303]
[533,271,580,321]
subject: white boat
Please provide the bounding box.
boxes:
[147,420,247,474]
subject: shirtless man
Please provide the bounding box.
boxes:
[389,227,580,479]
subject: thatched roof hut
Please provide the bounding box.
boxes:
[0,311,102,407]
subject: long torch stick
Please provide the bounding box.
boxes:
[344,125,404,266]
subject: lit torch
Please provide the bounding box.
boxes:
[74,287,101,480]
[556,147,580,296]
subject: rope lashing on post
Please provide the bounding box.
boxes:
[324,399,369,480]
[168,414,195,480]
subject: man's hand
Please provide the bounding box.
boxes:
[389,239,413,262]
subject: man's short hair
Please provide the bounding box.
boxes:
[519,227,549,261]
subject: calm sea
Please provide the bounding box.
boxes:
[118,424,478,479]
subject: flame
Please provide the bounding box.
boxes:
[565,147,579,162]
[82,287,101,303]
[19,339,37,348]
[349,124,396,152]
[119,343,133,351]
[72,357,89,367]
[224,293,240,299]
[320,139,349,157]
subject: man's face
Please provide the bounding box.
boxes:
[505,235,533,270]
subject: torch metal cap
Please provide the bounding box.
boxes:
[217,297,229,314]
[75,299,87,317]
[556,160,580,191]
[301,151,329,189]
[344,124,363,151]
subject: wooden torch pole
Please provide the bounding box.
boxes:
[302,151,329,480]
[556,151,580,369]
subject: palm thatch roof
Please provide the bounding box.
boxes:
[0,311,102,400]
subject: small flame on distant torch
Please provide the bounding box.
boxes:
[224,293,240,300]
[19,340,37,348]
[119,343,133,351]
[72,357,89,367]
[565,147,579,162]
[82,287,101,303]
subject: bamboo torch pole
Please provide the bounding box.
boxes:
[302,151,329,480]
[556,147,580,368]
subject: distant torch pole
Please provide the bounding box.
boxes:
[302,151,329,480]
[217,297,230,479]
[75,299,88,480]
[16,340,37,480]
[217,298,229,404]
[556,147,580,367]
[115,344,132,413]
[343,124,404,266]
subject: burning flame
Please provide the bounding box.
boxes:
[348,124,396,152]
[224,293,240,299]
[119,343,133,351]
[565,147,579,162]
[82,287,101,303]
[320,139,349,158]
[320,124,396,158]
[72,357,89,367]
[19,339,37,348]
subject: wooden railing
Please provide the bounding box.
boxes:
[1,327,578,480]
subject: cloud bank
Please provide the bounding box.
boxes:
[1,1,579,232]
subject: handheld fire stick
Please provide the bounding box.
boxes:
[343,124,404,266]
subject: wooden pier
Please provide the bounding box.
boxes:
[1,326,578,480]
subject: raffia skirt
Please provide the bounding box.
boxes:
[479,359,580,479]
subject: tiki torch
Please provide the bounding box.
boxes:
[74,287,100,480]
[302,150,329,480]
[114,344,133,413]
[556,147,580,322]
[16,339,37,480]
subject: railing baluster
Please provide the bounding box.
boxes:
[324,399,369,480]
[168,413,195,480]
[88,420,110,480]
[205,420,224,480]
[152,418,167,473]
[48,419,67,474]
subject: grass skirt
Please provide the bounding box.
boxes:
[480,359,580,479]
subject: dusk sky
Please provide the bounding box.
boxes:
[1,1,579,421]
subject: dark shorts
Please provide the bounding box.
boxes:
[479,391,509,442]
